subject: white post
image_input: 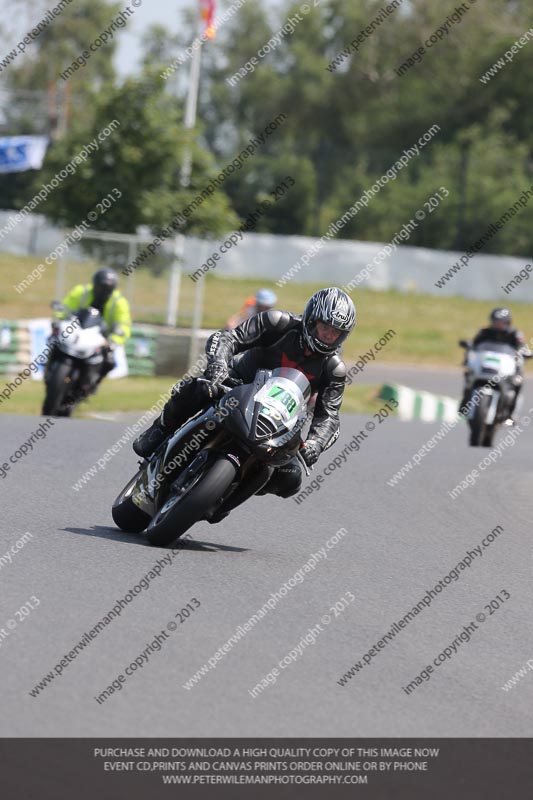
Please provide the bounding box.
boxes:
[126,237,136,305]
[188,240,208,369]
[169,7,204,326]
[167,234,184,327]
[55,232,68,299]
[180,40,203,188]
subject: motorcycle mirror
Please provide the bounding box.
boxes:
[458,339,469,348]
[51,300,68,312]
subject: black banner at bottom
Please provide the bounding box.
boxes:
[1,738,531,799]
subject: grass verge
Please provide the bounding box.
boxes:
[3,252,533,367]
[0,375,382,417]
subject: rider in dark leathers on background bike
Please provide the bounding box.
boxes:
[133,287,356,502]
[459,307,531,420]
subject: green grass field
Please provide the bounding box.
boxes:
[2,251,532,417]
[0,375,382,417]
[3,252,533,370]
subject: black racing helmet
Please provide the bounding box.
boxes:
[302,287,356,355]
[489,307,512,329]
[92,268,118,307]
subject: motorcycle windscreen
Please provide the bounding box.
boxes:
[269,367,312,400]
[473,342,516,355]
[76,307,104,329]
[253,369,310,432]
[472,344,517,377]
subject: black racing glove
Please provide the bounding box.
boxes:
[300,439,322,467]
[197,371,224,402]
[203,361,227,384]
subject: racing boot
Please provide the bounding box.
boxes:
[133,413,172,458]
[133,378,204,458]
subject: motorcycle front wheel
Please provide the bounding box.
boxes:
[469,394,491,446]
[42,361,72,416]
[145,457,237,547]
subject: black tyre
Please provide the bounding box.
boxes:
[146,457,237,547]
[112,471,151,533]
[42,361,72,416]
[469,394,491,447]
[482,427,495,448]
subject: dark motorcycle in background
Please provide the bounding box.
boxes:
[112,367,312,546]
[459,339,529,447]
[42,302,109,417]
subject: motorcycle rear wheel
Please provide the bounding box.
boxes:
[112,471,151,533]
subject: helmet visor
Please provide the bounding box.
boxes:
[93,282,114,307]
[315,320,342,346]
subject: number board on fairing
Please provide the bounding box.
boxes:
[267,385,298,416]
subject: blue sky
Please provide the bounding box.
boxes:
[1,1,285,78]
[115,0,190,76]
[114,0,283,76]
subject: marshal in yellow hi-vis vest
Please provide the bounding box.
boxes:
[60,270,132,345]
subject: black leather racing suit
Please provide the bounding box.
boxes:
[162,309,347,498]
[461,327,529,416]
[471,327,526,351]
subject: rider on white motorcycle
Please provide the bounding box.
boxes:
[459,308,531,421]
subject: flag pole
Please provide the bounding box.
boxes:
[180,39,203,188]
[168,5,206,327]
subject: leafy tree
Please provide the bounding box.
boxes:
[0,0,121,212]
[3,0,533,258]
[35,75,238,236]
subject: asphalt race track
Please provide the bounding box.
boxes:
[1,372,532,737]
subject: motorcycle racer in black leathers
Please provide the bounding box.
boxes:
[459,307,531,420]
[133,287,356,506]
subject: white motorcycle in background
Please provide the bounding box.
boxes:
[42,302,109,417]
[459,339,528,447]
